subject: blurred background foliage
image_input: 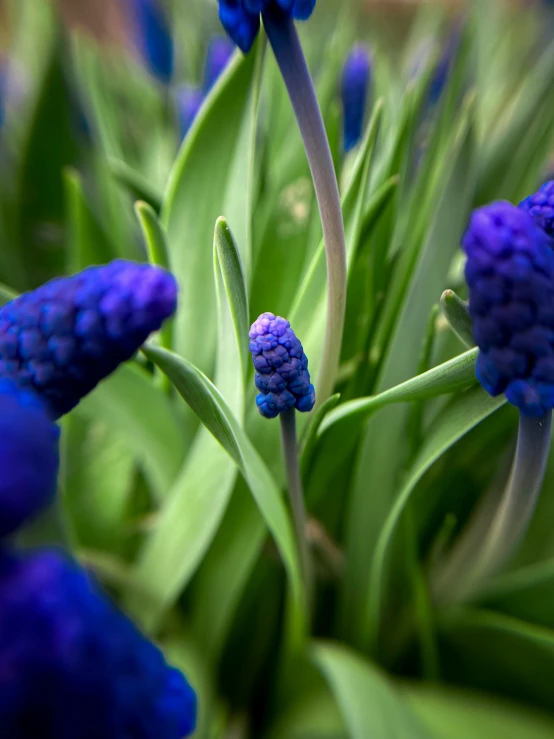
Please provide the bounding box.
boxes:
[4,0,554,736]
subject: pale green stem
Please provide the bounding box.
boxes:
[434,411,552,603]
[263,8,347,405]
[280,408,313,609]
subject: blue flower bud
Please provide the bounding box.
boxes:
[130,0,174,83]
[341,45,371,153]
[0,260,178,419]
[176,86,204,139]
[519,180,554,238]
[0,546,196,738]
[249,312,315,418]
[464,200,554,417]
[0,380,59,538]
[218,0,316,54]
[204,37,235,92]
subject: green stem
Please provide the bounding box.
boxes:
[263,9,347,405]
[280,408,313,609]
[434,411,552,603]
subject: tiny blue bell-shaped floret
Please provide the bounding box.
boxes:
[464,200,554,417]
[218,0,316,54]
[130,0,174,83]
[0,546,196,738]
[249,312,315,419]
[519,180,554,238]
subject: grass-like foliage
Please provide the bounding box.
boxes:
[4,0,554,736]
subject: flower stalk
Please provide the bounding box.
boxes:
[262,8,347,404]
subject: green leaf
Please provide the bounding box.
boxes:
[364,388,506,652]
[109,158,163,213]
[404,683,554,739]
[318,348,478,439]
[0,284,18,307]
[440,289,474,348]
[132,345,305,633]
[162,41,261,372]
[75,363,186,499]
[312,641,431,739]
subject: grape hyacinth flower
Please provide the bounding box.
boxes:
[249,312,314,604]
[442,199,554,596]
[341,45,371,153]
[249,312,315,419]
[0,260,177,419]
[203,36,235,93]
[0,380,59,538]
[218,0,346,406]
[0,546,196,738]
[130,0,174,84]
[519,179,554,238]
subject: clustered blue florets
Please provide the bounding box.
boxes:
[341,45,371,153]
[0,259,177,419]
[218,0,316,54]
[130,0,174,83]
[0,379,59,537]
[519,180,554,238]
[464,200,554,416]
[0,546,196,738]
[249,312,315,418]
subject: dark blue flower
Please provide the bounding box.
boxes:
[130,0,174,83]
[176,86,204,139]
[519,180,554,237]
[0,260,178,419]
[0,380,59,538]
[203,37,235,92]
[341,45,371,153]
[464,200,554,416]
[249,312,315,418]
[218,0,316,54]
[0,546,196,738]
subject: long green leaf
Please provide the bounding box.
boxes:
[312,641,431,739]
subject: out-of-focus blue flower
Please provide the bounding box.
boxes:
[204,37,235,92]
[519,180,554,237]
[176,86,204,139]
[218,0,317,54]
[0,546,196,738]
[0,380,59,538]
[249,312,315,419]
[464,200,554,417]
[130,0,174,83]
[0,260,177,419]
[341,45,371,153]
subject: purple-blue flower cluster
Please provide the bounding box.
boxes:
[0,259,177,419]
[249,312,315,418]
[0,546,196,738]
[0,379,59,537]
[519,180,554,238]
[130,0,174,83]
[341,45,371,153]
[218,0,316,54]
[464,200,554,416]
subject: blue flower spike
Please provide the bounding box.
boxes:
[0,546,196,738]
[130,0,174,83]
[463,200,554,417]
[0,380,59,538]
[249,312,315,419]
[0,260,178,419]
[519,180,554,238]
[218,0,316,54]
[341,45,371,153]
[204,37,235,92]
